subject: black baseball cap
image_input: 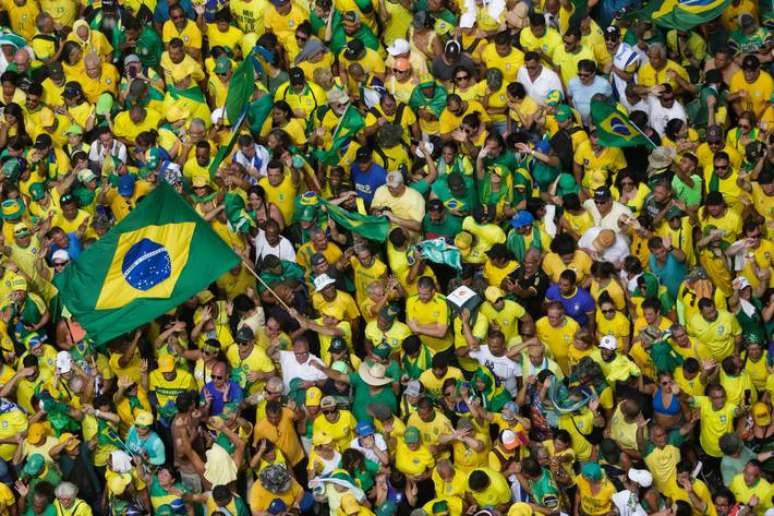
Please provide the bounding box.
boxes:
[34,134,52,150]
[289,67,305,85]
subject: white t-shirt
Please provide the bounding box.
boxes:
[582,199,633,232]
[468,346,521,395]
[232,144,270,181]
[349,434,388,464]
[516,65,564,105]
[610,42,641,99]
[612,490,648,516]
[278,350,327,392]
[646,95,686,137]
[254,229,296,264]
[578,227,631,264]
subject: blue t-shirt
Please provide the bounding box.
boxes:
[567,76,613,125]
[201,381,244,416]
[649,253,686,300]
[125,427,167,465]
[351,163,387,206]
[48,232,83,261]
[545,285,596,327]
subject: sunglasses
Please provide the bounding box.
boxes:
[594,199,608,205]
[322,409,336,414]
[212,375,224,380]
[54,261,68,267]
[455,75,470,81]
[601,309,615,314]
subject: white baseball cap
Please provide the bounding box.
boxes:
[386,38,410,56]
[599,335,618,351]
[313,273,336,292]
[627,468,653,488]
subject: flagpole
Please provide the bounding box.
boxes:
[240,258,294,313]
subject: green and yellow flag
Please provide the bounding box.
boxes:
[313,104,365,166]
[591,99,656,149]
[323,200,389,241]
[652,0,729,30]
[54,183,240,344]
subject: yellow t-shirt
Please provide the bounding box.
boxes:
[419,368,463,399]
[229,0,266,33]
[575,475,616,516]
[729,69,773,118]
[557,409,594,461]
[480,299,525,343]
[406,293,451,353]
[162,19,202,49]
[466,467,511,507]
[4,0,40,40]
[312,410,357,451]
[687,309,741,360]
[519,26,562,61]
[536,316,580,375]
[552,45,596,88]
[395,440,434,476]
[542,250,592,284]
[638,59,690,92]
[729,475,773,515]
[480,44,525,83]
[694,396,736,457]
[574,140,627,191]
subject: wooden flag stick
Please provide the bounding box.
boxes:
[240,258,294,313]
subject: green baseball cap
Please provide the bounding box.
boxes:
[555,104,573,122]
[63,124,83,136]
[214,56,232,75]
[404,426,421,444]
[581,462,603,481]
[22,454,45,477]
[29,183,46,201]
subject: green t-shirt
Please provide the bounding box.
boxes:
[135,27,163,68]
[671,174,703,207]
[423,212,462,241]
[348,372,398,422]
[431,175,477,215]
[530,468,561,510]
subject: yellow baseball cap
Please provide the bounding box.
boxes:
[157,355,175,373]
[27,423,47,445]
[134,410,154,427]
[305,387,322,406]
[312,431,333,446]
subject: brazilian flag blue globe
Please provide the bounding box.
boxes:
[54,182,240,344]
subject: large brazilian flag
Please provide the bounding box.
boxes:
[591,99,656,149]
[54,182,240,344]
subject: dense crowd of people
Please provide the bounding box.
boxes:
[0,0,770,513]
